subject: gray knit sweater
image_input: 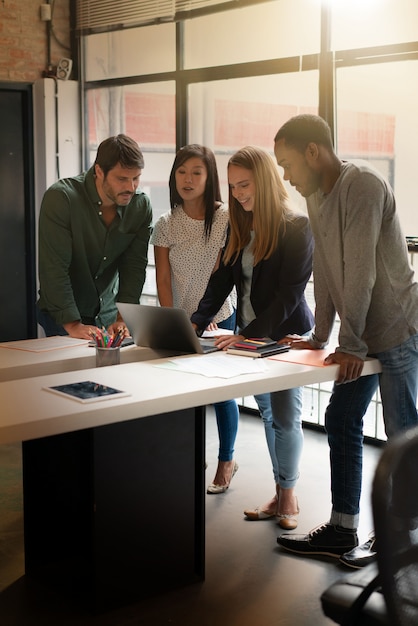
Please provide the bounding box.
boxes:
[307,161,418,359]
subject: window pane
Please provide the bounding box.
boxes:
[85,82,176,299]
[188,71,319,212]
[336,60,418,236]
[184,0,320,69]
[331,0,418,50]
[84,23,176,81]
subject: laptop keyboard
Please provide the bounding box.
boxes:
[199,339,219,354]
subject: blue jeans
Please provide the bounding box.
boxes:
[327,332,418,530]
[214,313,240,461]
[254,387,303,489]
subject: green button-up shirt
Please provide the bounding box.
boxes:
[37,167,152,328]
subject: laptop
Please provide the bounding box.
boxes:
[116,303,220,354]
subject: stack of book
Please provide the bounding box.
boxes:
[226,338,291,358]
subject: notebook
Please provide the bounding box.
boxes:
[116,303,220,354]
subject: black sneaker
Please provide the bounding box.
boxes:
[339,536,377,569]
[277,523,358,558]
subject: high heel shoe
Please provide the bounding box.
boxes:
[276,497,299,530]
[207,461,239,494]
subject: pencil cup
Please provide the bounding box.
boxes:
[95,346,121,367]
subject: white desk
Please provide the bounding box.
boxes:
[0,337,170,383]
[0,354,381,445]
[0,340,381,610]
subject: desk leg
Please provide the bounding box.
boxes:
[22,406,205,610]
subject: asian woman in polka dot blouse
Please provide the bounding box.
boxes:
[152,144,239,493]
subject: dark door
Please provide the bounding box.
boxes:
[0,83,36,341]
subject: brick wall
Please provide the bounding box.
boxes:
[0,0,71,82]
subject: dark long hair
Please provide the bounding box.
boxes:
[169,144,222,239]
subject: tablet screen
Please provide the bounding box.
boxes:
[44,380,130,403]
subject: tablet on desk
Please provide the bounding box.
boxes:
[44,381,130,403]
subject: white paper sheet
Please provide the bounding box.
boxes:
[201,329,234,338]
[154,353,268,378]
[0,336,89,352]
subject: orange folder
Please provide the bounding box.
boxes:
[268,348,333,367]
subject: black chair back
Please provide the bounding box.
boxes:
[372,425,418,626]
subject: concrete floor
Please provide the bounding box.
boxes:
[0,408,382,626]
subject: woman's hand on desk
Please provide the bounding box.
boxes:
[214,334,245,350]
[280,334,312,350]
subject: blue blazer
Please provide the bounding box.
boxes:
[191,214,314,340]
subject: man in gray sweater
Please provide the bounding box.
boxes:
[274,114,418,568]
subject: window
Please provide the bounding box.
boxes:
[331,0,418,50]
[85,82,176,304]
[188,71,319,212]
[184,0,320,69]
[83,23,176,81]
[336,60,418,235]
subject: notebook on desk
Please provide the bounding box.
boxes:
[116,303,220,354]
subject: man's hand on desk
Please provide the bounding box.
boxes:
[63,321,97,340]
[107,321,130,338]
[281,335,365,382]
[324,352,365,384]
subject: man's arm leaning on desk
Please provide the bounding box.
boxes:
[282,332,365,384]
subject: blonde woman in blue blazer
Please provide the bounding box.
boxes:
[192,146,314,529]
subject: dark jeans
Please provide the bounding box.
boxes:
[37,309,68,337]
[327,332,418,530]
[37,308,96,337]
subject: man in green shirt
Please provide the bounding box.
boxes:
[37,134,152,339]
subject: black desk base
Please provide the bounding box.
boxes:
[22,407,206,611]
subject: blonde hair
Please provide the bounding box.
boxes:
[224,146,292,265]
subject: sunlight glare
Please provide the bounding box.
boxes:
[320,0,382,7]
